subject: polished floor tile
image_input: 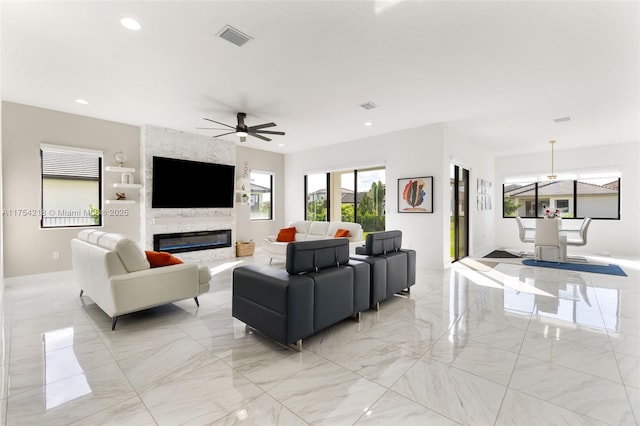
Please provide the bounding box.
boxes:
[117,336,219,393]
[0,249,637,425]
[269,359,386,425]
[140,358,263,425]
[8,337,114,398]
[391,356,507,425]
[6,361,138,425]
[354,390,459,425]
[425,338,519,385]
[509,354,634,424]
[495,389,609,426]
[322,334,419,387]
[70,396,157,426]
[232,341,324,391]
[212,393,307,426]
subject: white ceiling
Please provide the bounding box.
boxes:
[2,1,638,156]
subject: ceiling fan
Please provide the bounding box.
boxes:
[198,112,285,142]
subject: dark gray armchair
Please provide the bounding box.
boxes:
[232,238,370,351]
[351,230,416,310]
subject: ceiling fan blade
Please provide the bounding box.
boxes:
[254,130,285,135]
[212,131,235,138]
[203,118,235,129]
[240,136,247,143]
[249,132,271,142]
[248,122,276,131]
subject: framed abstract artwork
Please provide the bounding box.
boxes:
[398,176,433,213]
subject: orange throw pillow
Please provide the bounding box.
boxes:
[276,227,296,242]
[145,251,184,268]
[334,229,350,238]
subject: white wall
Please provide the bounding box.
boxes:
[2,102,141,277]
[0,99,3,279]
[443,125,496,258]
[235,146,285,244]
[284,123,497,269]
[285,124,447,269]
[495,142,640,257]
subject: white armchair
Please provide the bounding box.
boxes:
[71,230,211,329]
[534,219,566,262]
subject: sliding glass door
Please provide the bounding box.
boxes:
[450,164,469,262]
[305,173,329,221]
[304,167,385,232]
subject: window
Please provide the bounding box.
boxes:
[249,171,272,220]
[556,199,569,212]
[503,181,536,218]
[355,168,385,233]
[305,173,329,221]
[304,167,386,232]
[41,144,103,228]
[340,172,355,222]
[503,174,620,220]
[576,178,620,219]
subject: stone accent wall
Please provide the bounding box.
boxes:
[141,125,236,263]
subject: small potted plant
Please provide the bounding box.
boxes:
[543,206,560,219]
[89,204,101,224]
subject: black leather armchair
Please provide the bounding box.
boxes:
[232,238,370,351]
[351,230,416,310]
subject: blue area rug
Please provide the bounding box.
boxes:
[522,259,627,276]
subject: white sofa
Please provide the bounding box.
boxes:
[71,230,211,329]
[263,220,364,262]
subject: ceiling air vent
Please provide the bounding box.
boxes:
[217,25,252,47]
[553,116,571,123]
[359,102,378,110]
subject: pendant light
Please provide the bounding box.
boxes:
[547,140,557,180]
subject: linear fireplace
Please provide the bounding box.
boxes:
[153,230,232,254]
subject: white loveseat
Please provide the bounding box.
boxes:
[71,230,211,329]
[263,220,364,262]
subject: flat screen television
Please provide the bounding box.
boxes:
[152,156,235,208]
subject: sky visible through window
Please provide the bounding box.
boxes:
[251,171,271,204]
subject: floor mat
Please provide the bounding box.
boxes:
[476,260,499,269]
[522,259,627,276]
[483,250,520,259]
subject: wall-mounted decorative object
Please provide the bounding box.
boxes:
[115,192,127,200]
[398,176,433,213]
[477,178,493,211]
[121,172,133,184]
[113,151,127,167]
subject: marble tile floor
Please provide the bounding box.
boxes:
[0,249,638,425]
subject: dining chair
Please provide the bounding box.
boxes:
[515,217,534,243]
[565,217,592,246]
[534,219,565,262]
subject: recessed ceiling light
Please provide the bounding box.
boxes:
[121,17,141,31]
[359,102,378,110]
[75,99,88,105]
[364,122,373,126]
[278,143,285,147]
